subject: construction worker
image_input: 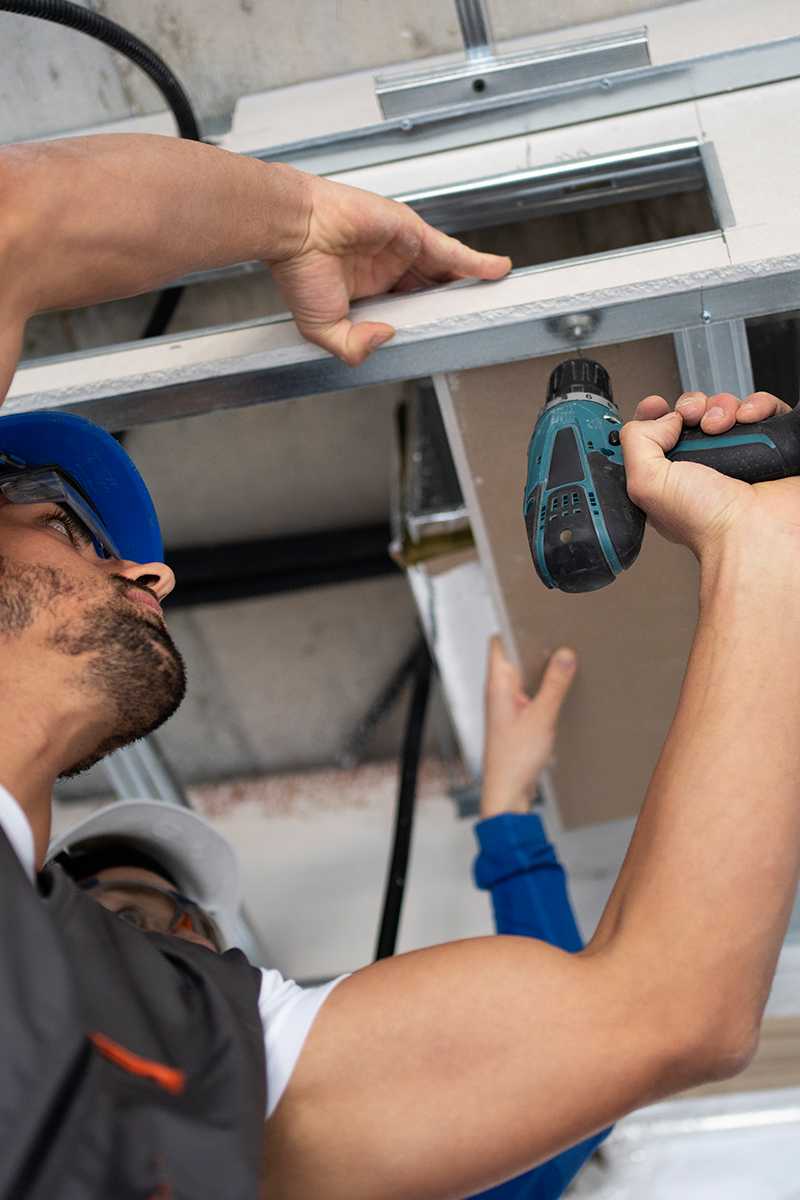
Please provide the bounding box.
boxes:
[1,132,799,1200]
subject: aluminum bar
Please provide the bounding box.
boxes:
[8,251,800,432]
[674,318,755,398]
[455,0,494,60]
[396,139,705,234]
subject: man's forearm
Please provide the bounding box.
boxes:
[1,134,309,317]
[591,532,800,1043]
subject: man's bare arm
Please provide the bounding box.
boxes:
[0,133,510,375]
[590,387,794,956]
[0,134,309,314]
[264,403,800,1200]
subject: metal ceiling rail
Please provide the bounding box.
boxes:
[250,35,800,177]
[396,139,706,234]
[675,318,755,399]
[8,250,800,431]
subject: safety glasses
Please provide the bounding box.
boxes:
[79,877,223,951]
[0,454,121,560]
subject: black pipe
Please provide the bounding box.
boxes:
[374,638,433,961]
[164,523,397,609]
[2,0,201,339]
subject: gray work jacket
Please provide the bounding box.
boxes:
[0,829,266,1199]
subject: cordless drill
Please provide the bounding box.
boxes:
[524,357,800,593]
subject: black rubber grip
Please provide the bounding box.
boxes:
[669,409,800,483]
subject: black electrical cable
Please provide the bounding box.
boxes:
[374,637,433,961]
[2,0,201,339]
[339,639,420,770]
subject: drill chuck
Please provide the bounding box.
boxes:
[546,358,613,406]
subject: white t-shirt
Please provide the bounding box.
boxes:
[0,785,345,1119]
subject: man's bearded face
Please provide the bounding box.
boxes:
[0,500,184,773]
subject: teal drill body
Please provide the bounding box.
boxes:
[524,358,800,593]
[523,360,642,592]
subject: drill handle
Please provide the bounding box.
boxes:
[667,407,800,483]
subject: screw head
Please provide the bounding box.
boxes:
[558,312,598,341]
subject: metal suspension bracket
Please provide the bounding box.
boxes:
[375,0,650,121]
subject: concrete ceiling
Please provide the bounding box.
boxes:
[2,0,686,142]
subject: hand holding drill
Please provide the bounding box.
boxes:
[524,357,797,592]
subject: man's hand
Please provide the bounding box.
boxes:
[269,171,512,366]
[0,136,511,398]
[621,388,800,563]
[481,636,576,819]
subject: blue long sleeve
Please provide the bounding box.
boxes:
[473,812,583,949]
[467,812,611,1200]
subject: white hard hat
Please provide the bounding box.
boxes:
[47,800,242,950]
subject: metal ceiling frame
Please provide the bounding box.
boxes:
[243,34,800,177]
[675,318,755,398]
[9,6,800,431]
[8,250,799,429]
[395,137,709,233]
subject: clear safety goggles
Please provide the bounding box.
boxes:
[79,878,223,952]
[0,454,121,561]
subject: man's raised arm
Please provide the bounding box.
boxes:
[0,131,511,396]
[263,390,800,1200]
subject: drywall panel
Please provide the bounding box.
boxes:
[699,78,800,268]
[407,551,500,779]
[437,337,697,828]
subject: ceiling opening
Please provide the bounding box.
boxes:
[400,139,719,268]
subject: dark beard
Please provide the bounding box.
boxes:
[54,594,187,775]
[0,556,186,773]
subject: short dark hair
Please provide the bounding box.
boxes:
[52,836,179,888]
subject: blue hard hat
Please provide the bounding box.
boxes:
[0,411,164,565]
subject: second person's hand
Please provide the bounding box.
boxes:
[481,637,577,819]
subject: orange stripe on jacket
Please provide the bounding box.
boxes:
[89,1031,186,1096]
